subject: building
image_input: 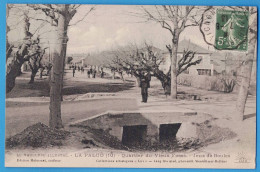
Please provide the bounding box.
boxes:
[160,39,214,76]
[160,39,258,77]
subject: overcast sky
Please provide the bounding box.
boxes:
[66,5,211,54]
[7,5,223,54]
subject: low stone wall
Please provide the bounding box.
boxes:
[177,74,238,92]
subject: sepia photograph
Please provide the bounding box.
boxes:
[5,4,257,168]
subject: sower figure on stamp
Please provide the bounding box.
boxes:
[140,70,151,103]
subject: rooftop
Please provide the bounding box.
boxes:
[177,39,212,54]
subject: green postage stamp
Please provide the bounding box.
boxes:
[215,10,249,51]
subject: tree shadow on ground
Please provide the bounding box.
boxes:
[6,78,50,98]
[62,82,135,95]
[7,77,135,98]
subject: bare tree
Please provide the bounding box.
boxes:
[6,4,14,61]
[153,49,201,95]
[28,4,94,128]
[107,44,201,96]
[6,10,41,93]
[66,56,73,64]
[39,61,52,78]
[28,46,47,83]
[236,7,257,121]
[200,7,257,120]
[6,4,52,90]
[6,40,41,93]
[139,6,204,99]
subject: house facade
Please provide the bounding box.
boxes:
[160,40,214,76]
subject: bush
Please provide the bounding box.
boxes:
[178,74,237,92]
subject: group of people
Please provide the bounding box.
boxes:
[87,67,97,78]
[72,64,152,103]
[71,65,84,77]
[71,65,105,79]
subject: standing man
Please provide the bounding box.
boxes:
[93,68,96,78]
[90,66,93,77]
[87,70,90,78]
[140,70,151,103]
[100,67,104,78]
[72,67,75,77]
[81,66,84,74]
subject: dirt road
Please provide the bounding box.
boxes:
[5,98,138,138]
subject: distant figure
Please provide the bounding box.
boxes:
[139,71,151,103]
[90,67,93,77]
[90,66,93,73]
[111,69,115,79]
[119,69,124,81]
[87,70,91,78]
[72,67,76,77]
[100,67,104,78]
[81,66,84,74]
[78,66,80,72]
[93,69,96,78]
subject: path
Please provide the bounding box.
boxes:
[5,98,138,138]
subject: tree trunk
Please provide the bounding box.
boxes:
[28,59,39,83]
[6,12,32,93]
[164,83,171,97]
[39,67,44,78]
[169,6,180,100]
[17,67,22,76]
[112,70,115,79]
[29,69,38,83]
[46,66,51,75]
[152,67,171,96]
[61,38,68,101]
[6,45,13,62]
[235,37,256,121]
[6,5,11,62]
[170,33,179,99]
[235,11,257,121]
[49,5,69,129]
[6,59,23,93]
[6,41,31,93]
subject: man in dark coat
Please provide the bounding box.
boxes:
[140,70,151,103]
[100,67,104,78]
[93,69,96,78]
[72,67,75,77]
[87,70,90,78]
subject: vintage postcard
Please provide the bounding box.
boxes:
[5,4,257,168]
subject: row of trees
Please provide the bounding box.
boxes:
[6,4,95,128]
[105,44,201,95]
[6,5,257,129]
[6,5,51,88]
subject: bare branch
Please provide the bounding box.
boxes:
[27,4,59,26]
[177,50,201,76]
[69,6,95,26]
